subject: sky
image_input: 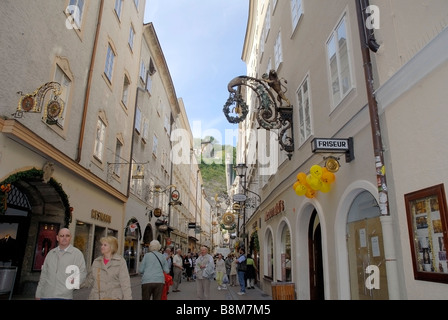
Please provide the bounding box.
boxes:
[144,0,249,147]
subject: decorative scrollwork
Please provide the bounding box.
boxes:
[16,82,64,125]
[223,71,295,159]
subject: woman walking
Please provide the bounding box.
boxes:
[139,240,170,300]
[85,236,132,300]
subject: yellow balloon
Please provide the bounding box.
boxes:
[320,182,332,193]
[295,184,307,196]
[305,188,316,198]
[307,174,322,191]
[293,181,301,190]
[310,165,323,178]
[297,172,307,185]
[321,171,336,184]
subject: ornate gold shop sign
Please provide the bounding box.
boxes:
[91,209,112,224]
[264,200,285,222]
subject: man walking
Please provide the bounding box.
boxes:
[35,228,87,300]
[235,247,247,295]
[172,248,184,292]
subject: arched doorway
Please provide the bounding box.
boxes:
[308,209,324,300]
[1,169,71,295]
[346,191,389,300]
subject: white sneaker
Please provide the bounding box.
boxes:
[218,286,222,290]
[237,292,245,295]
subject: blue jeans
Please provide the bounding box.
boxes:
[237,271,246,293]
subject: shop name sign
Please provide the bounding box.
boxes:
[264,200,285,222]
[91,209,111,224]
[311,137,354,162]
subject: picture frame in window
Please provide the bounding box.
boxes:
[405,184,448,283]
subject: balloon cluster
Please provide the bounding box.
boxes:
[292,165,336,198]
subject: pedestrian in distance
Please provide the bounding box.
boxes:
[225,253,232,282]
[229,254,238,286]
[215,253,227,290]
[183,252,193,281]
[172,248,184,292]
[35,228,87,300]
[235,247,247,295]
[139,240,170,300]
[245,253,257,289]
[194,246,215,300]
[84,236,132,300]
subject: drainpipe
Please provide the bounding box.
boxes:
[76,0,104,163]
[355,0,400,299]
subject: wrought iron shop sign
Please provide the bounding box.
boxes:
[15,81,64,125]
[223,70,294,159]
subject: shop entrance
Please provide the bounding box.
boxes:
[347,191,389,300]
[308,210,324,300]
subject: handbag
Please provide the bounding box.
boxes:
[222,274,229,284]
[152,252,173,285]
[97,268,118,300]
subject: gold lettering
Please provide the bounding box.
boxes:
[91,209,112,224]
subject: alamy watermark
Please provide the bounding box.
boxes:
[365,5,380,30]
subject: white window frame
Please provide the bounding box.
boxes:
[68,0,85,30]
[297,75,313,146]
[94,118,106,161]
[134,107,142,134]
[326,14,354,109]
[128,25,135,51]
[114,0,123,20]
[121,75,130,107]
[274,30,283,70]
[291,0,303,33]
[104,44,115,82]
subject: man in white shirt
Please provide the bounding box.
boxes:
[172,248,184,292]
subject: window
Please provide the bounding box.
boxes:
[68,0,85,30]
[327,15,353,108]
[139,60,147,83]
[128,25,135,51]
[121,75,130,107]
[114,0,123,20]
[104,44,116,82]
[94,118,106,161]
[134,107,142,134]
[297,75,312,144]
[274,31,283,70]
[164,115,170,134]
[113,139,123,176]
[152,134,158,156]
[53,65,72,128]
[291,0,303,32]
[142,117,149,142]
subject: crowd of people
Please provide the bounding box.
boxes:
[34,228,258,301]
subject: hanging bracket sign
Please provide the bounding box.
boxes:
[311,137,354,162]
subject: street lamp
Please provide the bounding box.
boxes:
[235,163,248,250]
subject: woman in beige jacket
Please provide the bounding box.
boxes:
[84,236,132,300]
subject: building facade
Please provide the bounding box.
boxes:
[235,0,448,300]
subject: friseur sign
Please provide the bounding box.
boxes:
[311,137,354,162]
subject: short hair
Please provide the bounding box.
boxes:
[100,236,118,255]
[149,240,162,252]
